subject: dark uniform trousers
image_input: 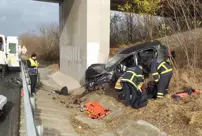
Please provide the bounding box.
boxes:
[30,75,37,94]
[157,71,173,96]
[151,60,173,98]
[118,66,148,109]
[119,82,148,108]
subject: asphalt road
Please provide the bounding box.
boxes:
[0,71,21,136]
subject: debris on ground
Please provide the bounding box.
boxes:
[4,77,22,88]
[51,86,69,96]
[172,88,202,100]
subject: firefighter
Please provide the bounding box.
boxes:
[27,52,39,96]
[151,59,173,99]
[115,64,148,109]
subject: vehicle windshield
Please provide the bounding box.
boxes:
[9,43,17,54]
[105,54,123,71]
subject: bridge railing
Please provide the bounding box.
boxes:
[21,62,43,136]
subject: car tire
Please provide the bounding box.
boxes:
[7,77,22,88]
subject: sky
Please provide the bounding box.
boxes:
[0,0,58,36]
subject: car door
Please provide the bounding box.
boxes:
[137,48,157,76]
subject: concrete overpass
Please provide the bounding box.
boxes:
[34,0,119,83]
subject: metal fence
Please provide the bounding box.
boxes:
[21,62,43,136]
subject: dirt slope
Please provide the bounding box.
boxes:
[42,28,202,136]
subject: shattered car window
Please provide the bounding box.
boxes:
[105,55,123,71]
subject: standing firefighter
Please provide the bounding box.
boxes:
[151,59,173,99]
[115,65,148,109]
[27,52,39,96]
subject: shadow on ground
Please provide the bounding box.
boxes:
[35,101,62,136]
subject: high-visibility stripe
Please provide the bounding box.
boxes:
[115,78,123,89]
[157,61,172,75]
[157,62,166,70]
[157,92,164,96]
[121,70,144,92]
[161,69,172,74]
[29,58,39,67]
[127,71,143,77]
[157,95,164,98]
[155,79,159,82]
[152,72,160,82]
[152,72,159,76]
[121,79,142,92]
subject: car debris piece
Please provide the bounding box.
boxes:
[80,101,111,119]
[4,77,22,88]
[51,86,68,96]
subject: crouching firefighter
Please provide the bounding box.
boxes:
[115,65,148,109]
[26,52,39,96]
[151,59,173,99]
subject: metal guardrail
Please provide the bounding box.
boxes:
[21,62,43,136]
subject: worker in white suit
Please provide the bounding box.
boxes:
[0,48,7,77]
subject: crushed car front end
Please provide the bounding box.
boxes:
[85,64,114,90]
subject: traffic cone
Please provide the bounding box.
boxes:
[21,89,24,97]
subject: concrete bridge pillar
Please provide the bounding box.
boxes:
[59,0,110,83]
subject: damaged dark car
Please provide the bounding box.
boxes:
[85,40,172,91]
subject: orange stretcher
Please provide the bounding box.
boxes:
[81,101,111,119]
[172,89,202,100]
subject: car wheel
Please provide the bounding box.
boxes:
[101,83,111,91]
[7,77,22,88]
[85,86,95,91]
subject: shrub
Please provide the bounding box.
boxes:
[20,23,59,62]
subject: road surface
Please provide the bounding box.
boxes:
[0,71,21,136]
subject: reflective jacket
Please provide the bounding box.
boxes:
[120,66,144,92]
[27,58,39,75]
[115,77,123,90]
[151,59,172,82]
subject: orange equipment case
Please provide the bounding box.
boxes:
[83,101,111,119]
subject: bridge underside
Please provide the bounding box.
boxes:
[33,0,202,83]
[34,0,202,18]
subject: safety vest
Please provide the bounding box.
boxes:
[152,60,172,82]
[157,61,172,74]
[120,67,144,92]
[27,58,38,75]
[115,77,123,90]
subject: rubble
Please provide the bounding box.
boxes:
[117,120,161,136]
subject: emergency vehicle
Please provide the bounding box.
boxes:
[6,36,20,68]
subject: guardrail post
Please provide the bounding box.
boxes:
[28,84,31,94]
[30,97,35,113]
[36,125,43,136]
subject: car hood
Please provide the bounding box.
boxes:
[85,63,107,79]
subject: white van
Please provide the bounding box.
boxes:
[6,36,20,68]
